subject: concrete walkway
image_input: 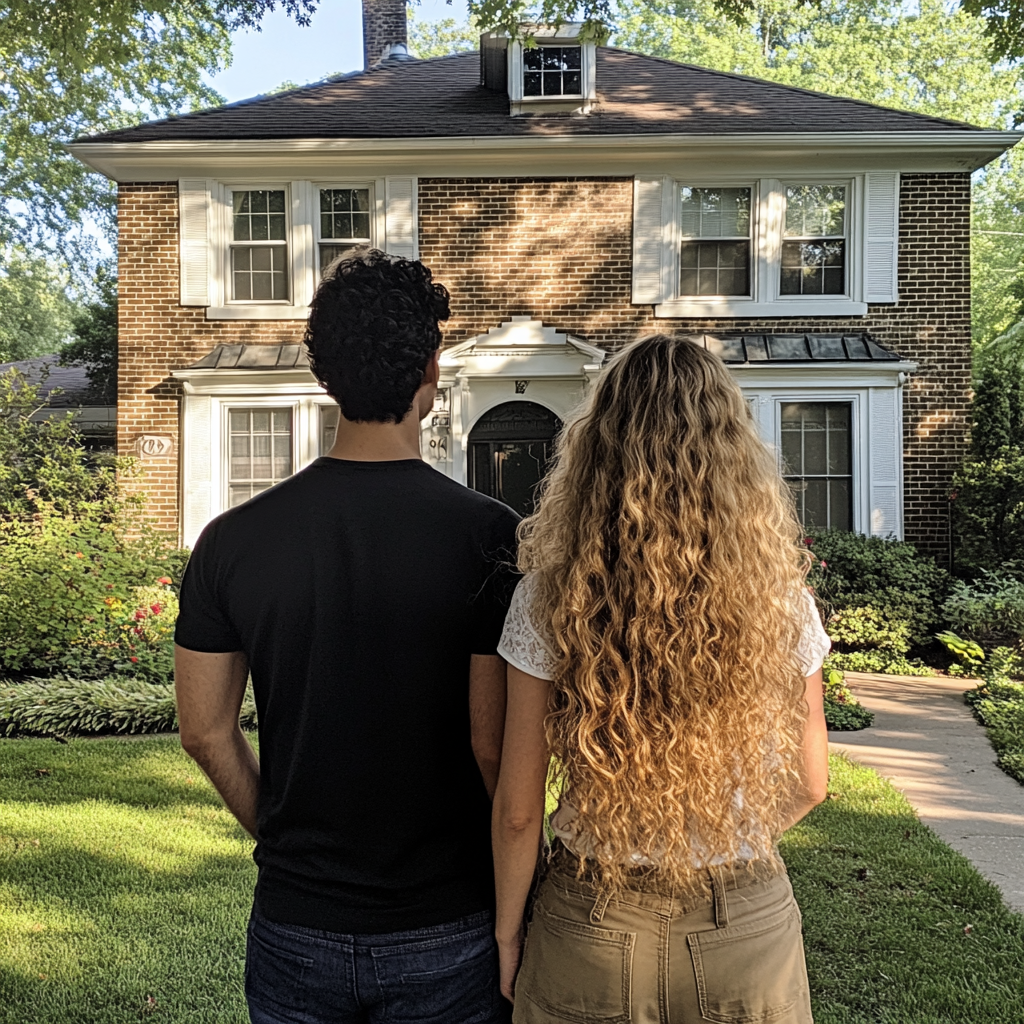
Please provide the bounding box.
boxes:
[829,672,1024,914]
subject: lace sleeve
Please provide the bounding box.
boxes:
[797,589,832,677]
[497,575,558,681]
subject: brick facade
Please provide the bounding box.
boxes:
[117,173,971,559]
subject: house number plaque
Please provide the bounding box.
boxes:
[136,434,175,459]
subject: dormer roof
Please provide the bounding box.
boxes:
[76,47,997,145]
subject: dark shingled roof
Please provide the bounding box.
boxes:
[0,354,115,406]
[79,48,984,144]
[692,333,903,363]
[186,344,311,370]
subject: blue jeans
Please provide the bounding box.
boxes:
[245,908,510,1024]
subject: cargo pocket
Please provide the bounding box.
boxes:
[515,902,635,1024]
[687,903,809,1024]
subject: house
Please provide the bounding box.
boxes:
[68,3,1020,557]
[0,354,116,451]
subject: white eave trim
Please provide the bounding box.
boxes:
[67,130,1021,180]
[727,359,916,387]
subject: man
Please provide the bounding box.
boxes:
[174,249,519,1024]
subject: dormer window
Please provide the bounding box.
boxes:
[523,46,582,97]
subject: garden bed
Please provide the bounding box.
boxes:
[1,740,1022,1022]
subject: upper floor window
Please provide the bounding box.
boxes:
[632,171,900,317]
[781,185,847,296]
[318,187,372,276]
[523,46,582,96]
[231,189,289,302]
[680,187,752,297]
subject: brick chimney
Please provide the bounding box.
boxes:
[363,0,408,68]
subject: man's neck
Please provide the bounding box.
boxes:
[325,410,422,463]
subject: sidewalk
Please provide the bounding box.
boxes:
[829,672,1024,913]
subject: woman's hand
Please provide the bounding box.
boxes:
[497,926,525,1002]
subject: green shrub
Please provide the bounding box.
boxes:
[825,606,912,654]
[942,572,1024,649]
[0,502,186,680]
[0,677,257,737]
[963,647,1024,786]
[936,630,985,675]
[825,651,933,676]
[805,530,950,645]
[823,666,874,731]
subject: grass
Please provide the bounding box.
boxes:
[0,741,1022,1023]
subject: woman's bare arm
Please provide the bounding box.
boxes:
[782,667,829,831]
[492,664,551,1002]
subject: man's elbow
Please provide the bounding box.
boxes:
[179,721,230,760]
[496,808,543,839]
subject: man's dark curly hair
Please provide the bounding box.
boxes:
[304,248,451,423]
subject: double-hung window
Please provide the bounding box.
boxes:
[635,172,899,317]
[781,185,847,296]
[680,187,752,297]
[230,189,289,302]
[228,408,293,507]
[780,402,853,531]
[318,186,373,277]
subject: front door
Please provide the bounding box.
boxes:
[468,402,563,516]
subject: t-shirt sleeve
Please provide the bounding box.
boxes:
[797,588,832,677]
[497,575,558,681]
[174,520,244,654]
[469,506,523,656]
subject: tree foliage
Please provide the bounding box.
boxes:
[408,9,480,58]
[0,1,318,257]
[0,251,75,362]
[61,265,118,397]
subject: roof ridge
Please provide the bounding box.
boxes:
[600,46,986,132]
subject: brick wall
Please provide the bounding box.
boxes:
[418,174,971,560]
[118,173,970,557]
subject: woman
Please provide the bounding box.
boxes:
[493,335,831,1024]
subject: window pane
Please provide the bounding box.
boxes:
[779,240,846,296]
[523,46,582,96]
[230,411,249,433]
[229,485,252,508]
[227,408,293,503]
[679,241,750,296]
[781,402,853,531]
[319,189,372,241]
[232,245,289,301]
[784,185,846,237]
[524,72,542,95]
[524,48,543,70]
[232,190,287,245]
[320,405,340,454]
[681,188,751,239]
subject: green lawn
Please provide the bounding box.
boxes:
[1,740,1023,1023]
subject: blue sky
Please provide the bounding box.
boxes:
[207,0,470,103]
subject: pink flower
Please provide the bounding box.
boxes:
[130,656,139,663]
[150,603,162,615]
[803,537,814,546]
[134,610,147,621]
[820,560,827,569]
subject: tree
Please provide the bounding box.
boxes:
[961,0,1024,63]
[0,1,318,258]
[61,265,118,397]
[409,9,480,58]
[0,250,75,362]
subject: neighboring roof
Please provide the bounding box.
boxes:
[186,344,310,370]
[692,333,903,363]
[0,354,115,407]
[78,48,988,145]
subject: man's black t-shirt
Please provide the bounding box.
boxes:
[175,457,520,934]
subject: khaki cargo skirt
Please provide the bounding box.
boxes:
[512,847,813,1024]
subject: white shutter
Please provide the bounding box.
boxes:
[178,179,211,306]
[865,172,900,304]
[868,387,902,539]
[182,396,213,548]
[291,180,316,307]
[632,176,667,305]
[384,177,418,259]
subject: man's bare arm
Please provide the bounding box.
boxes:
[470,654,508,800]
[174,645,260,837]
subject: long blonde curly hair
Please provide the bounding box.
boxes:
[519,334,812,888]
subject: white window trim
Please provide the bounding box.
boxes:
[312,180,379,280]
[507,26,597,115]
[655,175,868,318]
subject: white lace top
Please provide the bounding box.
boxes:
[497,575,832,867]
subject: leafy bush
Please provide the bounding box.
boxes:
[826,606,912,654]
[936,630,985,675]
[823,666,874,731]
[805,530,951,645]
[0,677,257,737]
[963,647,1024,785]
[825,651,933,676]
[0,502,186,680]
[942,572,1024,649]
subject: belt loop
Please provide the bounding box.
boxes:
[590,890,612,924]
[711,868,730,929]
